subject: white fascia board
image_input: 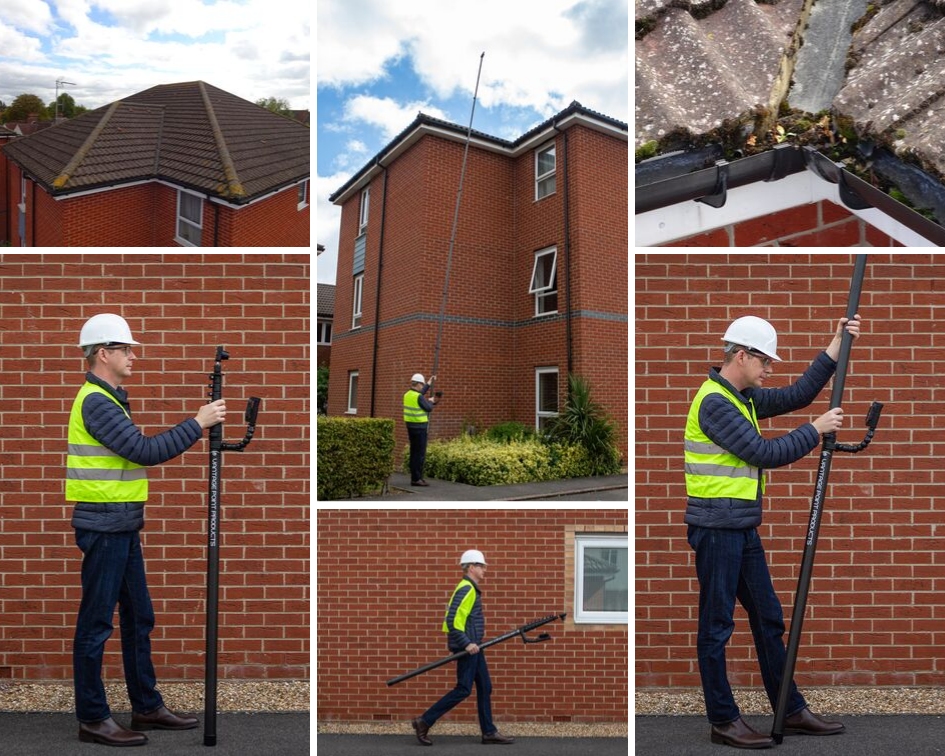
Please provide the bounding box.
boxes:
[636,171,821,246]
[816,182,939,247]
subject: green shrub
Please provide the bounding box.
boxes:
[543,374,622,475]
[317,416,395,499]
[484,421,536,444]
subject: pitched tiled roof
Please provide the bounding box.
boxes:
[1,81,309,203]
[317,284,335,317]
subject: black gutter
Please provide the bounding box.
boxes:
[369,165,389,418]
[635,144,945,246]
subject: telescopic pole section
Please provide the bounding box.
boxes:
[430,52,485,400]
[771,254,868,743]
[204,347,227,747]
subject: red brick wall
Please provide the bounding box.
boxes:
[317,509,628,722]
[636,253,945,689]
[661,200,905,247]
[0,253,309,681]
[217,182,310,247]
[327,125,628,462]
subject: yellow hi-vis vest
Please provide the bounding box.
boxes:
[684,379,765,500]
[442,578,476,633]
[66,382,148,502]
[403,389,429,424]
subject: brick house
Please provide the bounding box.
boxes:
[318,509,628,723]
[0,81,309,247]
[317,282,334,368]
[326,101,628,462]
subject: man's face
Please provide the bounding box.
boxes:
[468,563,486,583]
[741,349,772,388]
[103,344,136,382]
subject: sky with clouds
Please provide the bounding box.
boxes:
[316,0,629,284]
[0,0,310,113]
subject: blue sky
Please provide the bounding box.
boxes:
[0,0,310,111]
[316,0,629,284]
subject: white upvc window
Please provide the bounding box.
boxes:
[175,189,203,246]
[19,174,26,209]
[297,180,309,210]
[535,142,556,200]
[529,246,558,316]
[347,370,359,414]
[352,273,363,329]
[317,318,332,345]
[359,186,370,232]
[574,534,629,624]
[535,366,559,431]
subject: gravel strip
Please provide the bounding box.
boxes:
[317,721,628,737]
[0,681,309,713]
[636,687,945,715]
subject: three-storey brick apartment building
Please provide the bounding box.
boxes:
[0,81,309,247]
[326,101,628,462]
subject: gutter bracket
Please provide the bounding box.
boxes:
[765,143,795,182]
[802,146,872,210]
[696,160,729,208]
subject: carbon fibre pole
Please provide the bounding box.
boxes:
[429,52,485,405]
[771,255,868,743]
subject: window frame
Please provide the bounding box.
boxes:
[359,186,370,233]
[352,273,363,329]
[317,318,332,345]
[574,534,629,624]
[175,188,204,247]
[535,366,559,431]
[535,141,556,201]
[347,370,359,414]
[529,246,558,317]
[297,180,309,210]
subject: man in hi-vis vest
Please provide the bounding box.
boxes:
[411,551,514,747]
[403,373,439,486]
[68,314,226,747]
[684,314,861,749]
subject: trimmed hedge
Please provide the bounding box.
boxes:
[404,436,616,486]
[317,416,395,499]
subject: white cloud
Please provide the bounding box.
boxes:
[2,0,54,34]
[0,20,46,62]
[344,95,448,140]
[316,0,628,121]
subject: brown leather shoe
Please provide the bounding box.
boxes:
[78,717,148,746]
[411,480,430,487]
[482,730,515,744]
[710,717,774,749]
[783,707,845,736]
[130,705,198,731]
[412,717,433,746]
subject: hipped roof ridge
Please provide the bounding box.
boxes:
[198,81,245,199]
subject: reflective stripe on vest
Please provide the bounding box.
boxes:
[66,382,148,502]
[442,578,476,633]
[684,379,765,500]
[403,389,429,423]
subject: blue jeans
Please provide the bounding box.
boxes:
[421,650,496,736]
[687,525,807,725]
[73,529,165,723]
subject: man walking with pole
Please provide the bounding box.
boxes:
[684,314,859,748]
[68,314,226,746]
[411,551,514,746]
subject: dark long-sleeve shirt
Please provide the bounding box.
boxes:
[685,351,836,529]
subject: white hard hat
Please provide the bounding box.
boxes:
[722,316,781,361]
[460,549,487,566]
[78,313,141,348]
[411,373,426,384]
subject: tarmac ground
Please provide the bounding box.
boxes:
[0,712,309,756]
[636,714,945,755]
[317,734,630,755]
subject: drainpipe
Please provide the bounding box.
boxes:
[369,162,388,417]
[552,123,574,386]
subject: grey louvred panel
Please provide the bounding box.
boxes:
[353,233,366,275]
